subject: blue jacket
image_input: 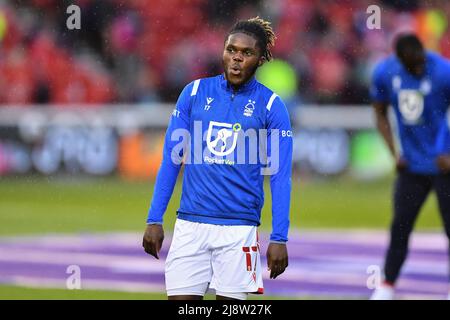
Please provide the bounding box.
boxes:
[147,74,293,242]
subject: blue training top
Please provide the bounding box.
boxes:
[147,74,293,242]
[370,51,450,174]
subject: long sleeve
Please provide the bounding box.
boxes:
[370,60,389,104]
[266,95,293,242]
[436,119,450,155]
[435,58,450,156]
[146,82,193,224]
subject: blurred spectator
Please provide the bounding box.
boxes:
[256,59,300,123]
[1,0,450,106]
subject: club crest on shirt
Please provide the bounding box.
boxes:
[243,100,256,117]
[419,78,431,95]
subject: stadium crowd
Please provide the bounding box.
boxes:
[1,0,450,105]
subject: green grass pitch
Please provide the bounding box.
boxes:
[0,175,442,235]
[0,175,443,299]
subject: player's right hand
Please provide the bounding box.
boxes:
[143,224,164,259]
[395,157,407,172]
[436,155,450,173]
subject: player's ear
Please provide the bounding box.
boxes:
[258,56,266,67]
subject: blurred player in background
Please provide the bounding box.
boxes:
[142,17,293,300]
[370,34,450,300]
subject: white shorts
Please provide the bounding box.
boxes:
[165,219,264,299]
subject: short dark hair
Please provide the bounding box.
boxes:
[227,16,276,61]
[395,34,424,59]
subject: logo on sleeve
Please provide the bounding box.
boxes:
[172,109,180,117]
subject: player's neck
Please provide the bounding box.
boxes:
[224,74,256,92]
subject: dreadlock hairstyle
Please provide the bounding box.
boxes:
[227,16,276,62]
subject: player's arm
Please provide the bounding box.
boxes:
[373,102,398,160]
[436,58,450,173]
[265,95,292,279]
[370,62,406,171]
[436,155,450,173]
[143,83,193,259]
[436,120,450,173]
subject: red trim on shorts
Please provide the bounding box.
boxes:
[256,230,260,251]
[242,246,252,271]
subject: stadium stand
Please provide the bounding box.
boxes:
[1,0,450,105]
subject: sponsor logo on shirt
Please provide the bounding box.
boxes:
[206,121,241,157]
[398,90,424,124]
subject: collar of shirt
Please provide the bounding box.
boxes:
[395,51,434,79]
[219,73,258,94]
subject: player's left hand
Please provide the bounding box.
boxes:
[436,155,450,173]
[266,243,288,279]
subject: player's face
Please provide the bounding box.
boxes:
[223,33,263,88]
[400,49,426,77]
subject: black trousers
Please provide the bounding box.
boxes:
[384,170,450,284]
